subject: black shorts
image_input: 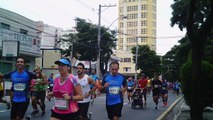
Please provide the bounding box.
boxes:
[127,89,133,92]
[51,110,79,120]
[106,103,123,120]
[31,90,46,101]
[153,90,160,97]
[0,90,3,98]
[78,102,90,117]
[11,101,29,119]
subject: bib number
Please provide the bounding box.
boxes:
[54,98,69,110]
[162,87,167,90]
[154,85,159,88]
[14,83,26,91]
[109,87,120,94]
[127,87,132,90]
[49,84,54,87]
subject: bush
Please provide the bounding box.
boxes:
[180,60,213,107]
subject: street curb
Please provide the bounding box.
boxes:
[156,96,183,120]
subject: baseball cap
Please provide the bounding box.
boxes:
[55,58,71,66]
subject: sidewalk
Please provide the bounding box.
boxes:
[164,97,213,120]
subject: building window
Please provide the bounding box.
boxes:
[123,58,131,62]
[123,67,131,72]
[20,29,28,34]
[141,13,148,18]
[1,23,10,30]
[141,29,147,34]
[141,21,148,26]
[141,4,148,10]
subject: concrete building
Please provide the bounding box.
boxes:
[117,0,157,77]
[0,8,41,73]
[35,21,63,76]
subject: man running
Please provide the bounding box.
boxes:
[0,56,36,120]
[138,73,148,106]
[151,74,162,110]
[127,77,135,103]
[31,67,48,116]
[76,63,97,120]
[101,61,127,120]
[89,68,99,105]
[161,78,168,106]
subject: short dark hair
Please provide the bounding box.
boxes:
[110,61,119,67]
[77,63,85,69]
[16,56,26,64]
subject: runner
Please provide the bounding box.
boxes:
[30,67,48,116]
[127,77,135,103]
[151,74,162,110]
[47,58,83,120]
[76,63,97,120]
[0,56,36,120]
[174,80,181,96]
[89,68,99,105]
[47,73,54,93]
[138,73,148,106]
[161,78,168,106]
[101,61,127,120]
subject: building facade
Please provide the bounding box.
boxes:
[117,0,157,77]
[0,8,41,73]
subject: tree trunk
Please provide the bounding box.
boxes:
[190,40,204,120]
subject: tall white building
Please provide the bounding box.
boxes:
[117,0,157,77]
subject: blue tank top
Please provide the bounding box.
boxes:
[102,73,127,105]
[4,70,36,102]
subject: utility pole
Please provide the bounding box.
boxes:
[134,37,139,83]
[97,4,116,79]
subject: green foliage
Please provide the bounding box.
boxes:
[131,45,161,78]
[181,60,213,107]
[59,17,117,74]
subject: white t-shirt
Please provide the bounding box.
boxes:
[76,74,91,103]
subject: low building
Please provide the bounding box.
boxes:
[0,8,41,73]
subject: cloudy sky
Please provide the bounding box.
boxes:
[0,0,186,55]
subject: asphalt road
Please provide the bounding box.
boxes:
[0,91,180,120]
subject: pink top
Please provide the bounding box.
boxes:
[52,74,79,114]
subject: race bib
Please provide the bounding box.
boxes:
[162,87,167,90]
[109,87,120,94]
[154,85,159,88]
[14,83,26,91]
[50,84,54,87]
[54,98,69,110]
[128,87,132,90]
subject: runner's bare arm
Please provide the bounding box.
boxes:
[72,84,84,101]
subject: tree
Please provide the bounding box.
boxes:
[171,0,213,119]
[162,37,191,81]
[60,18,117,76]
[131,45,161,78]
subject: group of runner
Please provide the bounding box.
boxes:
[126,73,171,110]
[0,56,181,120]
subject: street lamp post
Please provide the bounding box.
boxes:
[134,37,153,84]
[134,37,139,82]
